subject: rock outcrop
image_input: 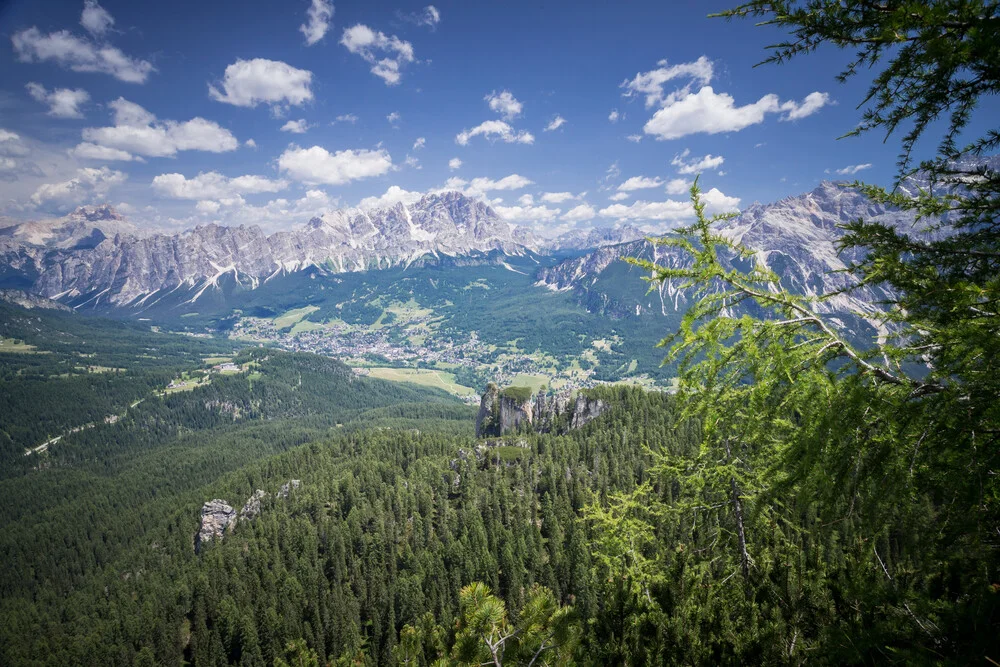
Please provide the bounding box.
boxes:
[475,385,610,438]
[195,480,301,552]
[195,499,236,552]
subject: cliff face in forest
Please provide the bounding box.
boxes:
[475,383,609,437]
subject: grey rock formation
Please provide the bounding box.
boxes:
[570,395,608,430]
[240,489,267,520]
[0,289,72,311]
[196,499,236,552]
[476,386,609,437]
[541,224,646,252]
[277,479,301,499]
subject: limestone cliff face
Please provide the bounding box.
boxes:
[570,395,609,430]
[195,499,235,552]
[475,385,609,437]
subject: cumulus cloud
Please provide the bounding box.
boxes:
[26,82,89,118]
[340,24,414,85]
[280,119,311,134]
[334,113,358,124]
[455,120,534,146]
[485,90,523,120]
[544,115,567,132]
[69,142,137,161]
[278,145,393,185]
[562,203,595,222]
[621,56,714,108]
[608,109,620,123]
[644,87,831,140]
[151,171,289,200]
[626,134,642,143]
[671,149,724,175]
[618,176,663,191]
[357,184,424,210]
[82,98,239,157]
[440,174,533,199]
[80,0,114,37]
[300,0,334,46]
[245,138,257,148]
[448,157,462,170]
[209,58,313,109]
[664,178,691,195]
[608,192,630,201]
[835,163,872,175]
[412,137,426,150]
[599,187,739,223]
[387,111,401,125]
[30,166,126,206]
[189,189,337,232]
[493,203,561,223]
[541,192,574,203]
[12,27,154,83]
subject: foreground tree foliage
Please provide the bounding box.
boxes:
[599,0,1000,663]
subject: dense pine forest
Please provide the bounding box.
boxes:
[2,0,999,665]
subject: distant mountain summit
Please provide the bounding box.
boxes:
[0,192,538,308]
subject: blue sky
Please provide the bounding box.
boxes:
[0,0,992,235]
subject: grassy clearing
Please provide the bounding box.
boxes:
[290,320,324,334]
[0,338,40,353]
[203,356,233,365]
[273,305,319,329]
[510,373,550,394]
[74,365,124,373]
[364,367,478,398]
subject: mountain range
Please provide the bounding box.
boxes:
[0,176,952,327]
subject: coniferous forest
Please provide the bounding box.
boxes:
[1,1,999,665]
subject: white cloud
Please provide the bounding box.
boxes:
[782,92,831,121]
[278,145,393,185]
[541,191,574,203]
[334,113,358,124]
[448,157,462,170]
[485,90,523,120]
[69,142,136,161]
[562,204,595,222]
[30,166,126,206]
[26,82,89,118]
[544,115,567,132]
[621,56,714,108]
[195,200,220,214]
[245,138,257,148]
[357,184,424,210]
[0,130,21,143]
[835,163,872,175]
[209,58,313,108]
[413,137,426,150]
[608,109,620,123]
[626,134,643,143]
[387,111,401,125]
[300,0,334,46]
[151,171,289,200]
[80,1,114,37]
[701,187,741,212]
[455,120,534,146]
[404,155,421,169]
[340,24,414,85]
[671,149,724,175]
[440,173,533,198]
[664,178,691,195]
[599,187,738,222]
[518,194,534,206]
[493,203,561,223]
[280,119,311,134]
[420,6,441,27]
[608,192,629,201]
[12,27,154,83]
[644,86,830,140]
[82,98,238,157]
[618,176,663,191]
